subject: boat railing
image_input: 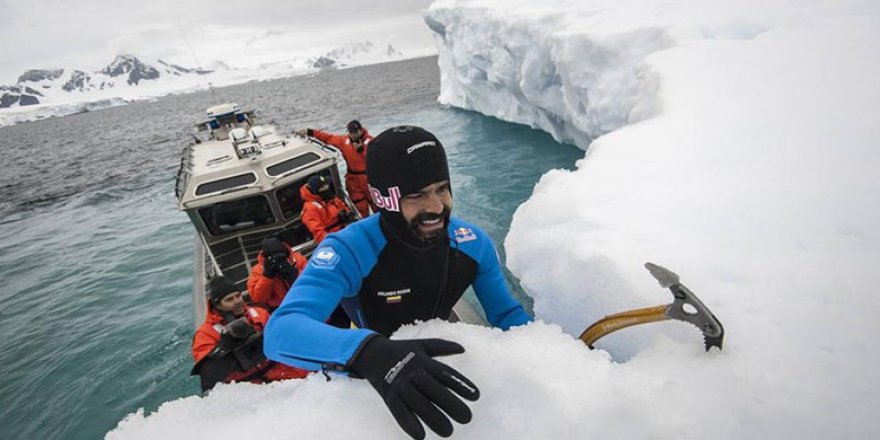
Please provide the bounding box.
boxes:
[174,142,195,199]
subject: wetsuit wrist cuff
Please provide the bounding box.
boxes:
[346,332,382,371]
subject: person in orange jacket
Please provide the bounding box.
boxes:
[295,120,373,217]
[191,276,309,391]
[247,237,307,311]
[300,174,357,244]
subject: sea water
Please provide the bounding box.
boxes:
[0,57,582,440]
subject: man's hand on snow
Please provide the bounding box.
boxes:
[347,335,480,440]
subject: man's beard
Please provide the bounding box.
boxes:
[408,206,451,243]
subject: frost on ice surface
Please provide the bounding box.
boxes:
[109,0,880,438]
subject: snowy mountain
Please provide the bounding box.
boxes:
[0,84,43,108]
[0,41,409,125]
[307,41,404,69]
[0,55,212,109]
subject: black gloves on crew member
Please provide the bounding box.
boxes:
[262,256,279,278]
[275,259,299,283]
[214,317,254,356]
[347,335,480,440]
[224,317,255,339]
[338,210,356,224]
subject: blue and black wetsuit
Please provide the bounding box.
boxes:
[264,214,532,371]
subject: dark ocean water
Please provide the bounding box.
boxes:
[0,57,582,440]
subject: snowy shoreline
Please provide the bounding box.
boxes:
[0,50,435,128]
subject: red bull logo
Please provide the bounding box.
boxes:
[369,185,401,212]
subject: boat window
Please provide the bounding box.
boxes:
[276,169,336,219]
[266,152,322,177]
[198,195,276,236]
[195,173,257,196]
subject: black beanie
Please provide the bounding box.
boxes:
[207,276,239,305]
[367,126,450,214]
[261,237,287,256]
[306,175,322,194]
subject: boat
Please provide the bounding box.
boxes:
[174,103,487,329]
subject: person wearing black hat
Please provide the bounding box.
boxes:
[265,126,532,439]
[247,237,308,311]
[191,276,308,392]
[294,120,373,218]
[299,174,358,244]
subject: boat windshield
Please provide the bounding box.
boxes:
[198,195,276,236]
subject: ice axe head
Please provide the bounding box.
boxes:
[645,262,724,351]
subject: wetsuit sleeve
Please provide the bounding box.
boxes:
[471,231,533,330]
[264,236,376,371]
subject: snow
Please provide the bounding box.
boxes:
[107,0,880,438]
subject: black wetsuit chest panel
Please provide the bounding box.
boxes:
[358,239,477,337]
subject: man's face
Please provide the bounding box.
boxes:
[400,180,452,242]
[216,291,244,316]
[348,128,363,143]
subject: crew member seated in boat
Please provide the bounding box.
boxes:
[265,126,532,440]
[247,237,307,311]
[191,276,308,392]
[295,120,373,218]
[300,175,357,244]
[248,237,351,327]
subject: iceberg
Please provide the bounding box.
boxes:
[107,0,880,438]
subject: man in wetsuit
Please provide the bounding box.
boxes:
[265,126,532,440]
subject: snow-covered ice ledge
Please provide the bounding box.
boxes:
[429,0,880,433]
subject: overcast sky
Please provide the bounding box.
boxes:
[0,0,437,84]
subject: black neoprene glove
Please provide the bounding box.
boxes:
[215,332,237,356]
[276,260,299,283]
[347,335,480,440]
[224,317,255,339]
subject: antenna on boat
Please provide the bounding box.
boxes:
[178,24,219,103]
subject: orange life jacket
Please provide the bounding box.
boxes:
[191,304,308,388]
[247,245,308,310]
[300,184,353,244]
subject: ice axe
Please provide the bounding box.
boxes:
[579,262,724,351]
